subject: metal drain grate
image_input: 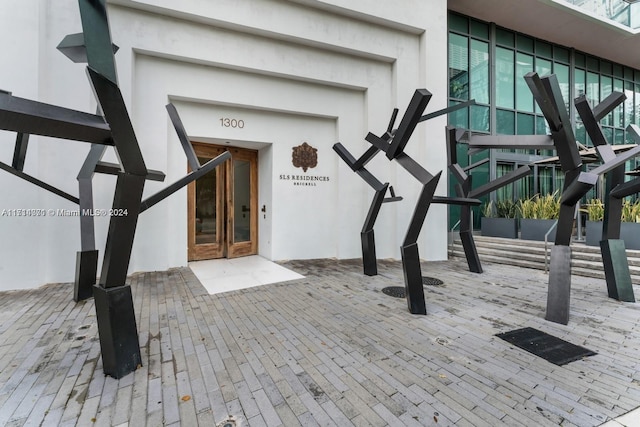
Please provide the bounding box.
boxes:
[422,276,444,286]
[216,417,238,427]
[496,327,597,365]
[382,286,406,298]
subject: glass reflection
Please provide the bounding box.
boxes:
[195,156,216,244]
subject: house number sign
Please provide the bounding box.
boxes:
[219,117,245,128]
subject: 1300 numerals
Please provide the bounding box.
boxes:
[220,117,245,128]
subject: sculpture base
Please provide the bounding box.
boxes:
[460,230,482,273]
[546,245,571,325]
[361,230,377,276]
[401,242,426,315]
[600,239,636,302]
[74,250,98,302]
[93,285,142,378]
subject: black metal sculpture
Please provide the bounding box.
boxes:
[333,110,403,276]
[523,72,640,324]
[572,92,640,303]
[334,99,476,279]
[446,127,534,273]
[363,91,479,314]
[0,0,230,378]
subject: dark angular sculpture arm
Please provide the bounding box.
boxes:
[140,151,231,212]
[12,133,29,171]
[0,93,113,145]
[468,165,531,199]
[419,99,476,123]
[166,103,201,172]
[387,89,432,159]
[0,161,79,204]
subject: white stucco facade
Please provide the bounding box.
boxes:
[0,0,449,290]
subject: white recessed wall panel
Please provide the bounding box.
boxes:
[0,0,449,290]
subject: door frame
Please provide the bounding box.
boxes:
[187,142,258,261]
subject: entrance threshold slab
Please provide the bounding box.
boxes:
[188,255,304,295]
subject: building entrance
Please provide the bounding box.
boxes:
[188,142,258,260]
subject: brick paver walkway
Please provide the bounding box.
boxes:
[1,258,639,426]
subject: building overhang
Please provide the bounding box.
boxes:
[449,0,640,69]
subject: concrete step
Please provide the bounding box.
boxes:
[449,234,640,282]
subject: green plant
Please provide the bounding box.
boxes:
[482,199,518,218]
[581,198,640,222]
[482,201,495,218]
[517,192,560,220]
[495,199,518,219]
[621,199,640,223]
[583,199,604,222]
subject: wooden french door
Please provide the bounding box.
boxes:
[188,143,258,261]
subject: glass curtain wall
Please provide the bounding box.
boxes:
[448,11,640,228]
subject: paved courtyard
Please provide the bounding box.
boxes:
[1,258,640,426]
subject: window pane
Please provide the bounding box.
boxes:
[517,113,535,135]
[614,78,623,128]
[636,83,640,125]
[470,39,489,104]
[448,101,468,128]
[575,121,586,145]
[555,63,570,113]
[575,68,586,98]
[613,64,623,78]
[449,34,469,100]
[536,40,552,58]
[535,58,552,76]
[625,66,634,81]
[470,105,490,132]
[575,52,586,68]
[587,72,599,106]
[601,60,612,75]
[496,109,515,135]
[496,163,514,201]
[496,28,514,47]
[535,59,551,114]
[517,34,534,53]
[625,81,634,126]
[586,56,599,71]
[496,47,514,109]
[615,128,624,145]
[449,13,468,33]
[536,115,548,135]
[470,20,489,39]
[538,167,553,195]
[601,76,612,126]
[516,53,534,112]
[554,46,569,63]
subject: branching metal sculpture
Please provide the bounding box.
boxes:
[521,72,640,324]
[0,0,230,378]
[571,95,640,304]
[446,127,534,273]
[333,110,403,276]
[362,92,479,314]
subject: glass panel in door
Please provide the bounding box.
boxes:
[233,159,251,243]
[195,156,217,245]
[226,148,258,258]
[188,147,225,261]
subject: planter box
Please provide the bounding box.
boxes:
[481,217,518,239]
[520,218,557,242]
[623,223,640,250]
[587,220,640,250]
[585,220,602,247]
